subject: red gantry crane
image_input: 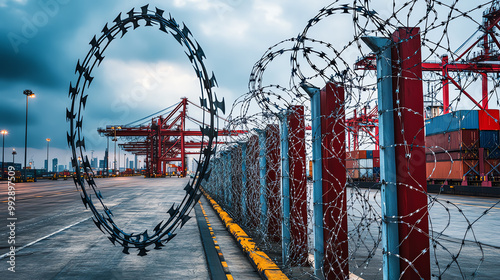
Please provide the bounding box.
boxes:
[98,98,246,177]
[355,3,500,114]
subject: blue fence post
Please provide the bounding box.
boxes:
[301,83,324,278]
[241,142,248,225]
[257,129,268,235]
[279,110,291,265]
[362,36,400,279]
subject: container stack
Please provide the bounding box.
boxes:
[425,109,500,185]
[347,149,380,180]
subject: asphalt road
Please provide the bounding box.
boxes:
[0,176,259,279]
[346,187,500,280]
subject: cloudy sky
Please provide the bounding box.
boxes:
[0,0,494,169]
[0,0,331,168]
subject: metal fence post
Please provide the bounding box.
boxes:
[257,129,268,234]
[362,36,401,280]
[302,83,324,278]
[279,111,291,265]
[391,27,430,280]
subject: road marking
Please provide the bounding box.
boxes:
[451,202,500,210]
[0,217,90,260]
[201,189,288,280]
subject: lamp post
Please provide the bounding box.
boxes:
[1,130,7,179]
[111,126,121,175]
[23,89,35,182]
[46,138,51,173]
[12,149,17,163]
[124,153,126,171]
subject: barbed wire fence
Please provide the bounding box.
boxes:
[204,1,500,279]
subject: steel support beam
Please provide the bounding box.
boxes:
[287,105,308,266]
[320,83,348,279]
[279,111,291,265]
[392,27,430,280]
[301,83,324,277]
[363,35,400,280]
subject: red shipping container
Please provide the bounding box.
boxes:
[373,150,380,158]
[425,129,479,152]
[478,109,500,131]
[373,157,380,167]
[425,151,471,162]
[346,159,358,169]
[426,159,479,180]
[358,150,367,159]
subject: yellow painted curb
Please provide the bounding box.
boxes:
[201,189,289,280]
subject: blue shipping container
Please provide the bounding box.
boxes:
[480,130,499,149]
[425,110,479,136]
[366,150,373,159]
[373,167,380,174]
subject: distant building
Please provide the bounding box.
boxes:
[99,160,105,169]
[129,161,133,169]
[58,165,65,172]
[44,159,49,172]
[91,157,98,169]
[52,158,58,173]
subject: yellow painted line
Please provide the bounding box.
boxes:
[201,189,289,280]
[35,196,43,198]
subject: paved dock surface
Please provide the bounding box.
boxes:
[0,177,260,279]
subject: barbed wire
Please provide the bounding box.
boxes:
[206,0,500,279]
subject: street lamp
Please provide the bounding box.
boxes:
[111,126,121,175]
[1,130,7,179]
[23,89,35,182]
[46,138,51,173]
[124,153,127,171]
[12,149,17,163]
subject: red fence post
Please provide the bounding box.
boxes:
[392,27,430,280]
[246,135,260,227]
[266,124,282,242]
[287,105,308,266]
[321,83,348,278]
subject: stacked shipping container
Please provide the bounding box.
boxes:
[346,149,380,180]
[425,109,500,185]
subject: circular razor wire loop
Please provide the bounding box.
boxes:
[67,5,218,255]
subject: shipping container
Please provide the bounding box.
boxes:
[425,110,479,136]
[358,150,367,159]
[426,159,479,180]
[366,150,373,159]
[347,150,367,159]
[359,168,373,178]
[478,109,500,131]
[359,158,373,169]
[425,129,479,154]
[373,150,380,158]
[479,130,499,148]
[346,159,358,169]
[425,151,473,162]
[373,167,380,175]
[373,157,380,167]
